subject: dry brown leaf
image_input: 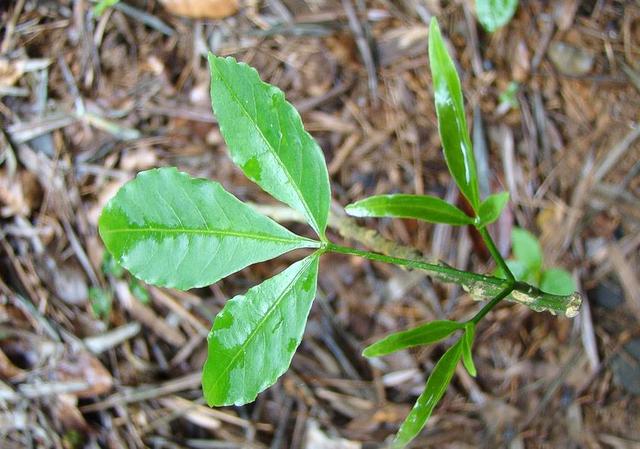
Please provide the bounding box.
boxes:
[0,171,41,217]
[0,347,26,380]
[159,0,238,19]
[0,59,25,87]
[54,350,113,398]
[304,420,361,449]
[52,394,91,432]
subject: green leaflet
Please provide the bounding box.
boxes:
[202,255,319,406]
[209,54,331,238]
[476,0,519,33]
[540,268,575,296]
[99,168,318,290]
[477,192,510,228]
[93,0,120,16]
[346,194,473,226]
[429,18,480,213]
[512,228,543,274]
[363,320,464,358]
[462,323,477,377]
[392,339,463,448]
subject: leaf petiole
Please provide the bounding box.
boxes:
[477,226,515,282]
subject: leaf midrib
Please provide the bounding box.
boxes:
[368,202,471,221]
[102,227,319,246]
[207,256,315,403]
[212,60,320,234]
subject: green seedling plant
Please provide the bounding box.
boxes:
[496,228,576,296]
[476,0,519,32]
[98,18,581,448]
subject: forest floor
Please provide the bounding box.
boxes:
[1,0,639,448]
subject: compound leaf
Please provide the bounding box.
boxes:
[512,228,543,275]
[477,191,510,228]
[363,320,464,358]
[392,339,463,448]
[346,194,473,226]
[540,268,575,296]
[476,0,519,33]
[99,168,318,290]
[429,18,480,213]
[202,255,319,406]
[209,54,331,238]
[462,323,477,377]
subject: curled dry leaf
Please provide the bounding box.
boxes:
[159,0,238,19]
[54,350,113,398]
[0,171,41,217]
[53,394,91,432]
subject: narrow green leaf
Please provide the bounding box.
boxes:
[462,323,477,377]
[477,192,510,228]
[428,18,480,213]
[540,268,575,296]
[476,0,519,33]
[202,255,319,406]
[346,194,474,226]
[392,339,463,448]
[363,320,464,358]
[511,228,543,274]
[99,168,318,290]
[209,54,331,237]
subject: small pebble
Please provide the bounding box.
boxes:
[548,42,594,76]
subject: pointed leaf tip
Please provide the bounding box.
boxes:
[346,194,474,226]
[98,167,317,290]
[203,255,320,406]
[392,338,463,448]
[209,54,331,237]
[428,18,480,213]
[363,320,464,358]
[462,323,477,377]
[477,191,510,227]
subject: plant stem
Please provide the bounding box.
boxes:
[324,241,582,317]
[469,285,514,324]
[478,226,514,282]
[325,242,506,288]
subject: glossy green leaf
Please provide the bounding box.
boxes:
[363,320,464,358]
[428,18,480,213]
[512,228,543,274]
[209,54,331,237]
[477,192,510,228]
[392,339,463,448]
[346,194,473,226]
[99,167,318,290]
[476,0,519,33]
[202,255,319,406]
[540,268,575,296]
[462,323,477,377]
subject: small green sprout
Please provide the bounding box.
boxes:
[476,0,520,32]
[496,228,576,296]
